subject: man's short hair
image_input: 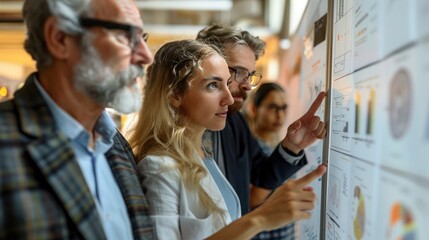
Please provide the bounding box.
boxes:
[196,24,266,61]
[23,0,92,69]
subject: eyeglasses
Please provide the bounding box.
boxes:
[79,18,148,53]
[263,103,288,112]
[228,67,262,87]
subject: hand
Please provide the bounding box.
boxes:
[249,164,327,231]
[282,92,327,154]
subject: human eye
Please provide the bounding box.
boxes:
[207,81,220,91]
[236,69,247,79]
[142,32,149,42]
[227,76,233,86]
[267,104,278,111]
[114,31,131,45]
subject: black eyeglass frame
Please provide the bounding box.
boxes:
[228,66,262,87]
[79,17,148,52]
[263,103,288,112]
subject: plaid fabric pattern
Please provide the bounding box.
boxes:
[253,224,295,240]
[0,74,155,239]
[106,133,155,239]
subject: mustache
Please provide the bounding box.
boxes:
[231,89,248,100]
[121,65,145,84]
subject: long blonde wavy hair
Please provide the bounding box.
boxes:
[127,39,226,218]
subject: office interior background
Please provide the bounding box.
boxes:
[0,0,306,103]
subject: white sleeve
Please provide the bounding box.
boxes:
[137,155,227,240]
[137,156,182,240]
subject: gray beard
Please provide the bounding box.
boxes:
[73,34,144,114]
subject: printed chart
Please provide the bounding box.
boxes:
[353,0,382,70]
[352,186,365,240]
[380,46,428,178]
[350,64,382,162]
[326,151,352,240]
[375,170,429,239]
[331,75,353,153]
[333,0,354,79]
[348,160,378,240]
[388,68,412,140]
[296,162,325,240]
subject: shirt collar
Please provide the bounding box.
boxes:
[34,78,117,146]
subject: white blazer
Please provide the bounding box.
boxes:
[138,155,232,240]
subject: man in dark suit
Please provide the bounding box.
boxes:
[0,0,155,239]
[197,24,327,216]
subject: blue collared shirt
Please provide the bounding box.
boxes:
[35,79,133,240]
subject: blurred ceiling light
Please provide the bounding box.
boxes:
[0,86,8,97]
[136,0,232,11]
[289,0,308,35]
[0,2,22,13]
[280,38,291,49]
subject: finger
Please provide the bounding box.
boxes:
[294,164,327,188]
[295,190,317,202]
[281,208,313,223]
[288,120,302,135]
[315,128,327,139]
[304,91,326,118]
[292,200,316,211]
[292,210,312,221]
[313,121,325,137]
[309,116,321,131]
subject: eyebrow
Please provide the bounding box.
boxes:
[268,103,288,107]
[230,65,256,74]
[204,76,225,81]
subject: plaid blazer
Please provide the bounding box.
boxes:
[0,74,155,239]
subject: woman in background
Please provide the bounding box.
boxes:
[127,40,326,239]
[249,82,296,240]
[251,82,288,152]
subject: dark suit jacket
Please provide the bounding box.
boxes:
[220,112,307,215]
[0,74,154,239]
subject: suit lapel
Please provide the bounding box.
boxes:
[15,75,105,239]
[106,133,155,239]
[27,134,105,239]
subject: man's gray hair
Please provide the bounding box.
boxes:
[196,24,266,61]
[23,0,92,69]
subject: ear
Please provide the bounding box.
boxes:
[43,16,76,60]
[169,94,183,108]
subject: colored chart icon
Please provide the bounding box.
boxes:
[386,203,416,240]
[353,186,365,240]
[388,69,412,139]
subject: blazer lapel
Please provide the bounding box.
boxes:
[106,133,155,239]
[27,134,105,239]
[15,74,105,239]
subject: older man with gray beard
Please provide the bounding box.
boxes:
[0,0,155,239]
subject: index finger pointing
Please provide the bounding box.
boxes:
[295,164,327,188]
[305,91,326,117]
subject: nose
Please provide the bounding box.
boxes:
[131,39,154,66]
[239,78,252,91]
[276,107,286,119]
[222,88,234,106]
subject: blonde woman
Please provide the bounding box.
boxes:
[127,40,327,239]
